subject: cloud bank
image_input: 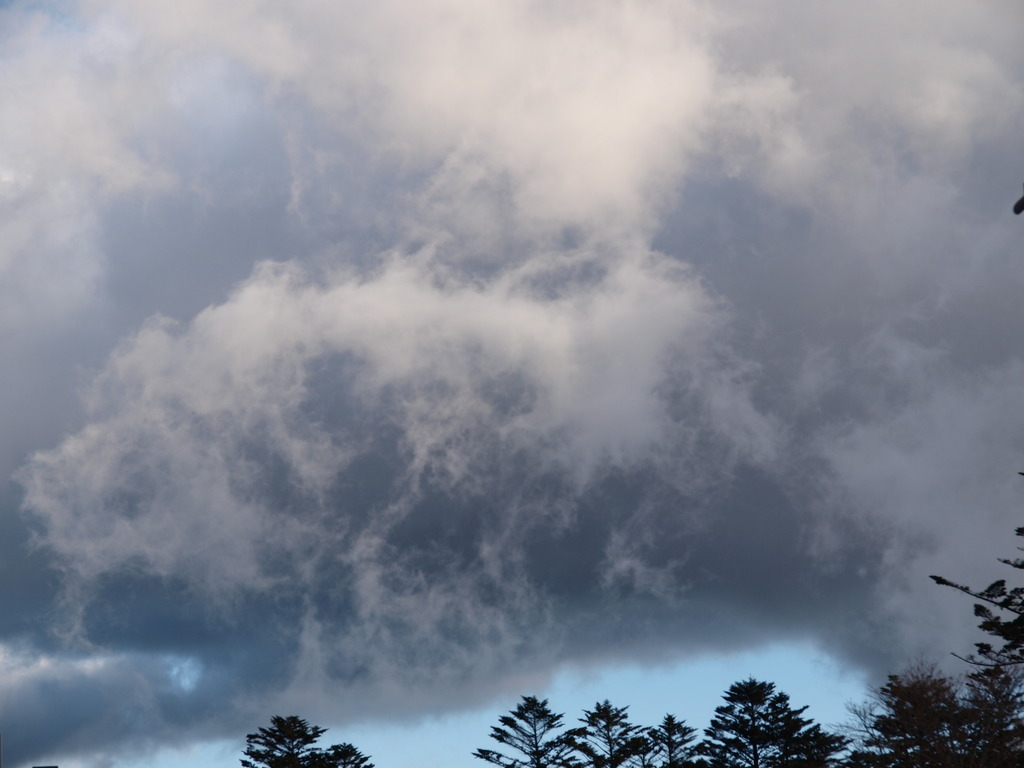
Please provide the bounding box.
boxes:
[3,0,1024,764]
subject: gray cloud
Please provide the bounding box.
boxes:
[3,0,1024,765]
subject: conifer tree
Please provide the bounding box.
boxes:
[573,699,649,768]
[240,715,374,768]
[932,525,1024,666]
[700,678,846,768]
[474,695,586,768]
[242,716,327,768]
[647,714,698,768]
[322,742,376,768]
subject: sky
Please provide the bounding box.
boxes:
[2,0,1024,766]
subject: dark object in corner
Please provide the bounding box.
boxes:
[1015,184,1024,215]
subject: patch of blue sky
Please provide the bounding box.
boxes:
[164,654,202,693]
[1,0,75,21]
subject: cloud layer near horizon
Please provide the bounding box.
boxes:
[4,0,1024,765]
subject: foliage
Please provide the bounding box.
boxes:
[322,742,376,768]
[962,666,1024,768]
[932,526,1024,666]
[241,715,374,768]
[844,662,1024,768]
[573,699,649,768]
[471,665,1024,768]
[699,678,847,768]
[474,695,586,768]
[647,714,698,768]
[845,663,967,768]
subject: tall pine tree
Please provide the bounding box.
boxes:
[573,700,649,768]
[932,524,1024,667]
[240,715,374,768]
[700,678,846,768]
[647,714,697,768]
[474,695,585,768]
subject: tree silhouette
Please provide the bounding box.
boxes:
[845,662,1024,768]
[962,666,1024,768]
[845,663,966,768]
[241,715,374,768]
[700,679,846,768]
[573,699,649,768]
[647,714,698,768]
[474,695,586,768]
[932,525,1024,666]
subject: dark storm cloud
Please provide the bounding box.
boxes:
[4,0,1024,765]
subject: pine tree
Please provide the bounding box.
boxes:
[322,742,376,768]
[573,700,649,768]
[240,715,374,768]
[932,525,1024,666]
[700,678,846,768]
[242,716,327,768]
[474,695,586,768]
[647,714,697,768]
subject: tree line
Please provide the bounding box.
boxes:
[240,523,1024,768]
[239,664,1024,768]
[471,665,1024,768]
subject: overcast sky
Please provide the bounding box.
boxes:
[3,0,1024,766]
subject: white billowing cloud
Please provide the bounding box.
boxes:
[0,6,290,341]
[755,0,1024,212]
[10,0,1021,640]
[83,0,736,236]
[0,12,169,326]
[368,0,719,232]
[22,247,776,594]
[20,241,785,728]
[0,3,292,486]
